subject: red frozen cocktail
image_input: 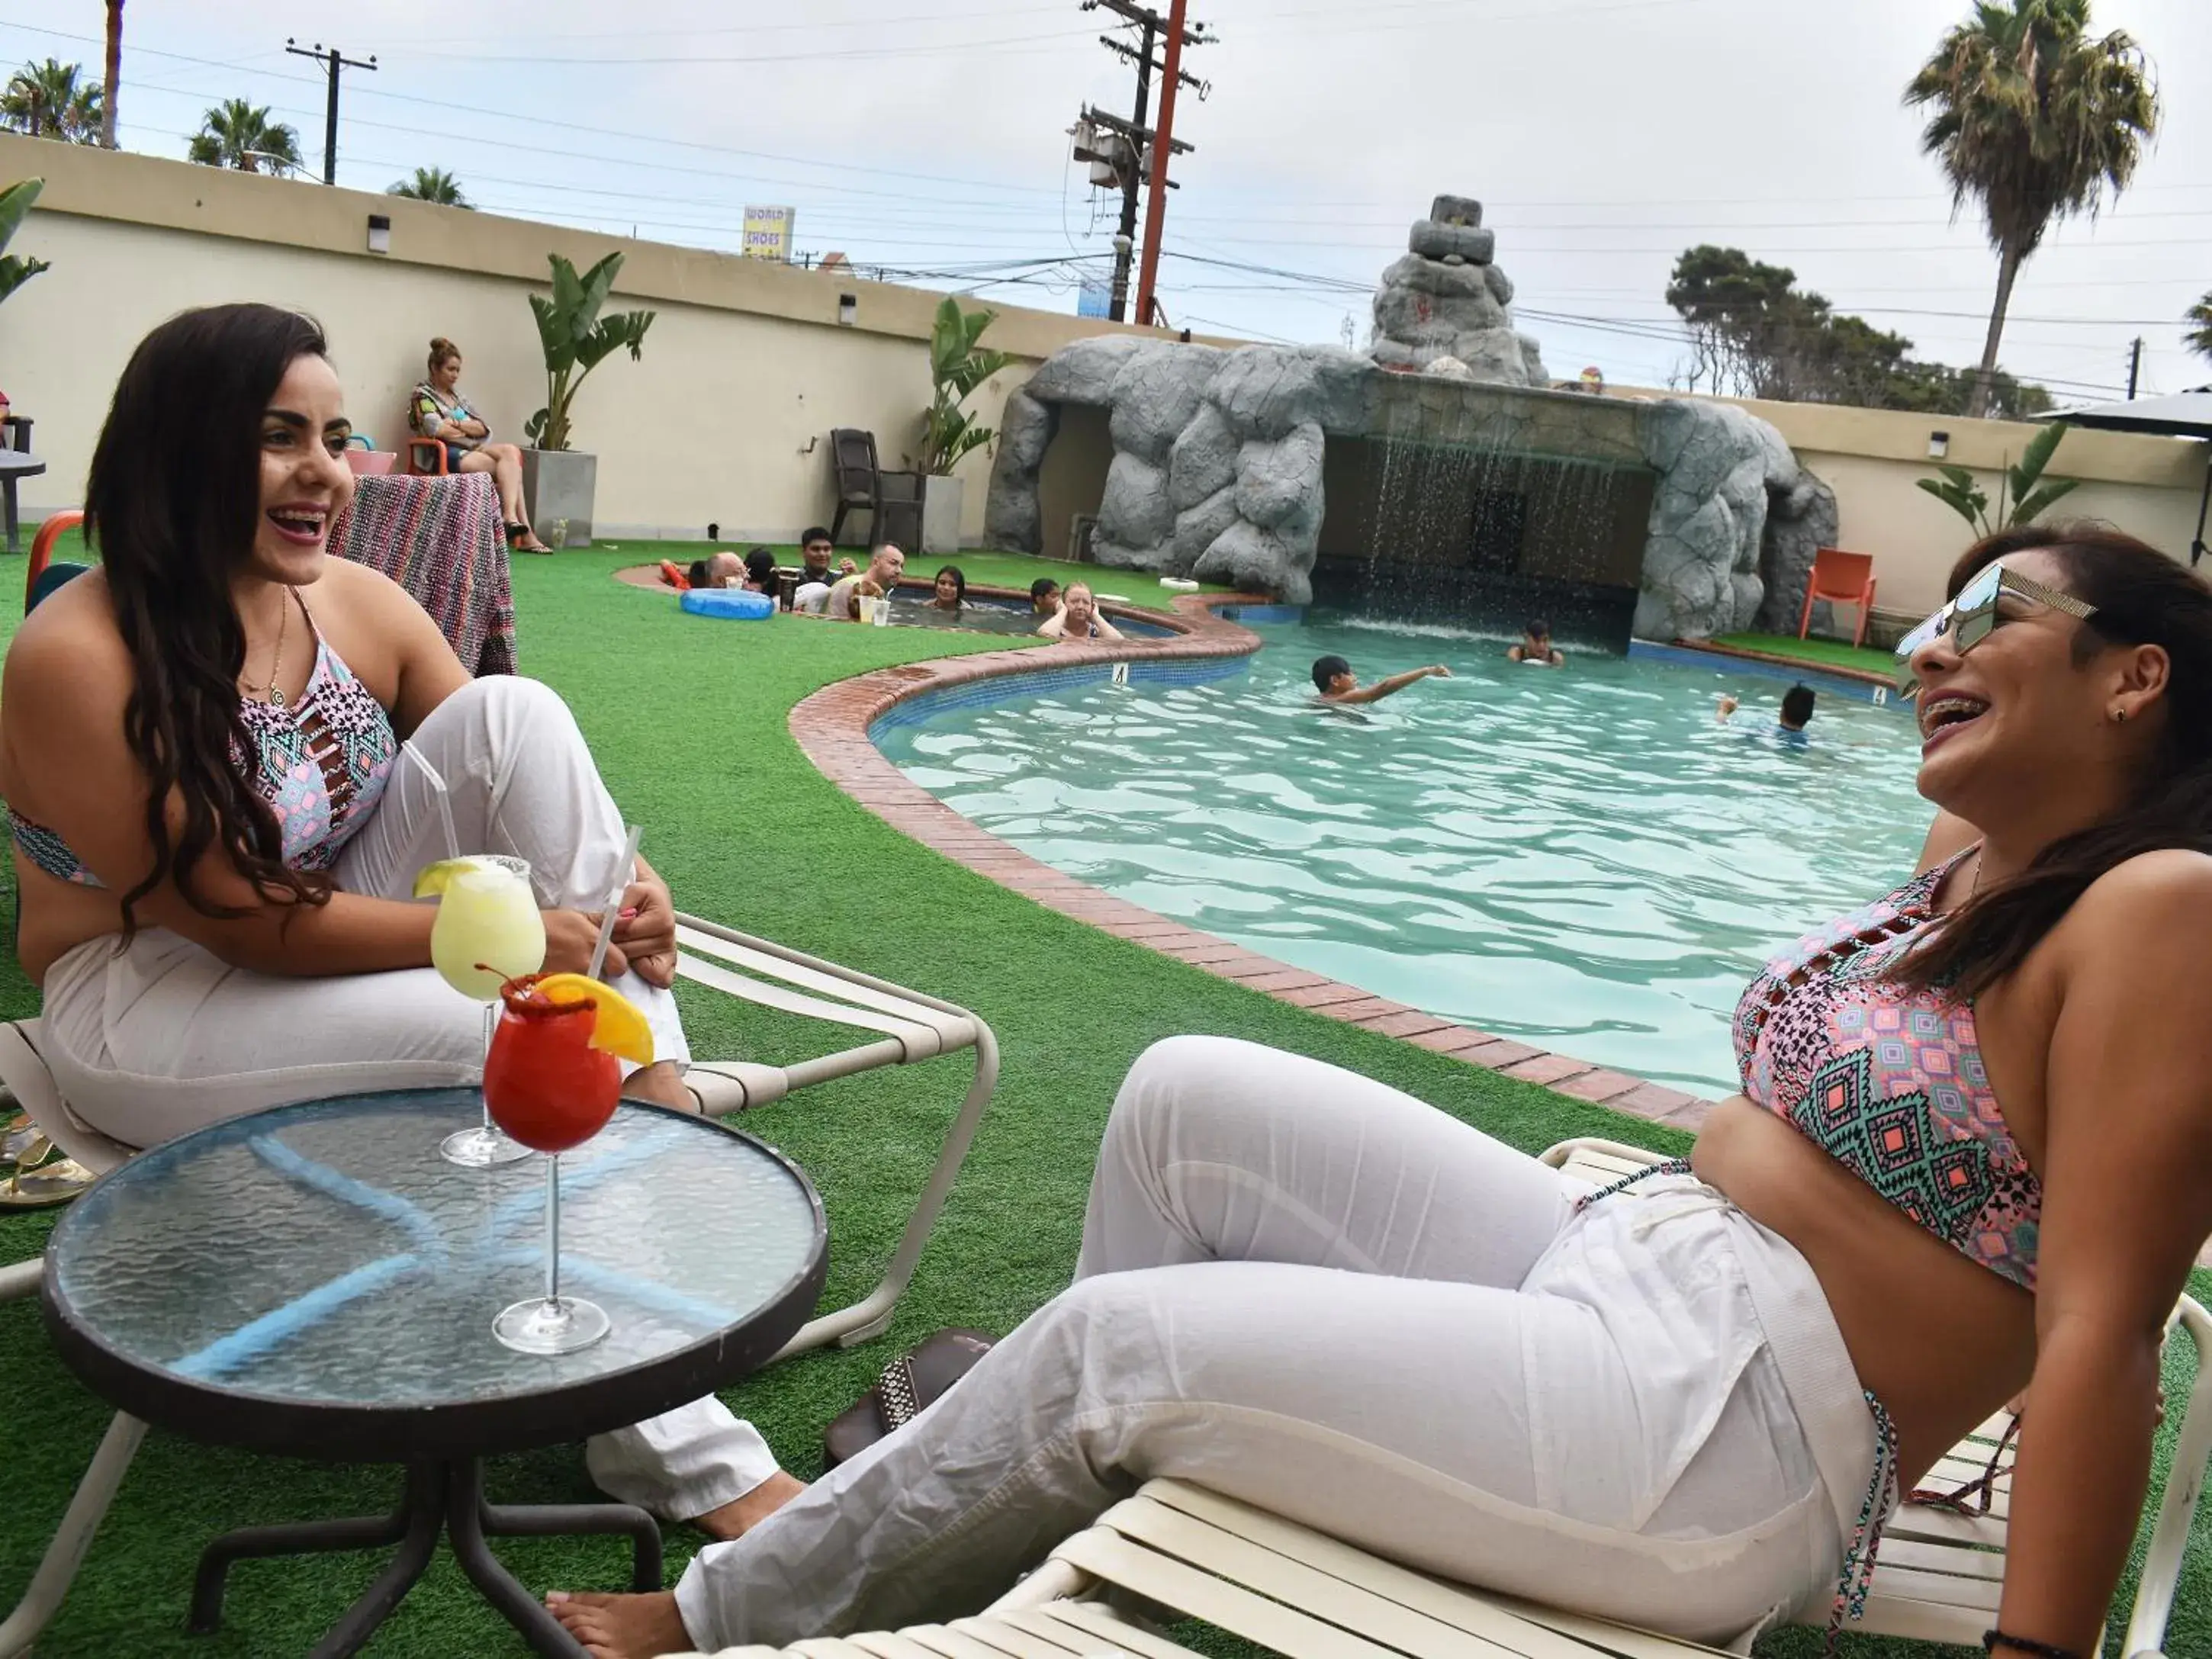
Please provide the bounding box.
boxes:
[484,978,622,1153]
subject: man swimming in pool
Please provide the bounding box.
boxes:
[1312,655,1452,705]
[1507,620,1564,666]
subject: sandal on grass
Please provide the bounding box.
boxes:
[823,1328,995,1468]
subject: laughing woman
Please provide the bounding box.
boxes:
[0,303,801,1537]
[555,523,2212,1659]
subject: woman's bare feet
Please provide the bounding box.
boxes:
[692,1470,805,1542]
[546,1590,691,1658]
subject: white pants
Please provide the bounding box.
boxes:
[37,674,776,1522]
[673,1036,1880,1651]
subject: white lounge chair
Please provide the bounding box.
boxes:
[672,1136,2207,1659]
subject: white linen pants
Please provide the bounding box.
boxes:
[37,674,777,1521]
[673,1036,1882,1651]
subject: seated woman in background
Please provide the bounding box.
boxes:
[410,336,551,553]
[1036,581,1123,643]
[2,301,806,1548]
[556,523,2212,1659]
[927,566,966,612]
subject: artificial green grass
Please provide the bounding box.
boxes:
[614,540,1236,615]
[0,549,2201,1657]
[1712,631,1896,679]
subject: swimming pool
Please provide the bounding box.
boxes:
[876,618,1931,1096]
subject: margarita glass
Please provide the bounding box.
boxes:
[423,856,548,1166]
[484,975,648,1354]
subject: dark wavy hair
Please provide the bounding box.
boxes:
[1889,522,2212,997]
[85,303,337,938]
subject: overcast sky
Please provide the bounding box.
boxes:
[6,0,2207,405]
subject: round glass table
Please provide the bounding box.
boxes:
[40,1087,826,1657]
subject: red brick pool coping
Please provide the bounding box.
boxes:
[787,592,1713,1134]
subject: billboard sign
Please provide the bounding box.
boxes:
[742,207,796,262]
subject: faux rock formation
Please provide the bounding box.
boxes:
[982,190,1837,635]
[1370,195,1548,387]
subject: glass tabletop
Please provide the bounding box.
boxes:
[46,1089,824,1419]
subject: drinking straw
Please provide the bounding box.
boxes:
[403,741,461,862]
[589,825,644,980]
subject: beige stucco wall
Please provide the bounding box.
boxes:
[0,133,1206,542]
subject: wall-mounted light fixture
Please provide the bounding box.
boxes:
[838,294,858,326]
[366,213,391,255]
[1927,430,1950,459]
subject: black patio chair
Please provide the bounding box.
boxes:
[828,429,883,548]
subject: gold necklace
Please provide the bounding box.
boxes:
[240,590,291,709]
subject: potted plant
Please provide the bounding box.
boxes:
[1917,420,2080,539]
[0,178,52,439]
[915,296,1011,555]
[519,250,655,548]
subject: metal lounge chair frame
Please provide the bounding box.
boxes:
[673,1137,2207,1659]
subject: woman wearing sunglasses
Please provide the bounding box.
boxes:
[552,522,2212,1659]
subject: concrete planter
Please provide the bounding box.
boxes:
[520,449,598,548]
[919,474,963,555]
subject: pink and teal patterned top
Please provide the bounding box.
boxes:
[9,628,397,888]
[1733,850,2040,1292]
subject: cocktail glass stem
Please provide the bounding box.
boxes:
[545,1153,561,1310]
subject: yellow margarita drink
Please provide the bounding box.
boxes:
[429,860,548,1000]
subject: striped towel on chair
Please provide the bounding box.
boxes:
[333,471,517,675]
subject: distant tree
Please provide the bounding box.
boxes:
[100,0,123,149]
[1664,244,2056,416]
[1,59,102,143]
[387,167,470,207]
[2188,291,2212,366]
[187,98,301,173]
[1905,0,2159,416]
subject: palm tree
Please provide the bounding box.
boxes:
[1905,0,2159,418]
[2188,292,2212,367]
[387,166,470,207]
[187,99,301,174]
[101,0,123,149]
[1,59,103,143]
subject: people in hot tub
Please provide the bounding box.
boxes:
[822,545,905,622]
[687,551,745,590]
[1311,654,1452,705]
[1030,578,1062,617]
[927,566,966,613]
[1037,582,1124,643]
[1508,619,1565,666]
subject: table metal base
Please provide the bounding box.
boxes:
[188,1458,662,1658]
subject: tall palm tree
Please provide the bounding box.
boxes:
[387,166,470,207]
[187,99,301,174]
[1,59,102,143]
[2188,292,2212,367]
[1905,0,2159,417]
[101,0,123,149]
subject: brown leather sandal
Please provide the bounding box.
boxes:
[823,1328,995,1468]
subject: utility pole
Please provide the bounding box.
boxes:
[1075,0,1210,325]
[285,38,377,185]
[2127,336,2144,400]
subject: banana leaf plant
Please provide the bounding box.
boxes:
[0,178,52,309]
[1918,420,2081,539]
[522,251,656,452]
[916,296,1011,477]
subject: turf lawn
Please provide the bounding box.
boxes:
[1712,631,1897,680]
[0,544,2201,1657]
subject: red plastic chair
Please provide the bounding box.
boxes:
[403,436,449,477]
[1799,548,1878,648]
[24,510,85,612]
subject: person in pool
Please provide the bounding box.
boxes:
[927,566,966,612]
[686,551,744,590]
[554,521,2212,1659]
[1037,582,1123,643]
[1509,620,1565,666]
[1311,654,1452,704]
[799,529,856,592]
[1717,683,1816,744]
[1030,577,1062,617]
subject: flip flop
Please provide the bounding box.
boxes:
[823,1328,995,1468]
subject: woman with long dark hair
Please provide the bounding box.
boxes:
[0,302,799,1539]
[556,525,2212,1659]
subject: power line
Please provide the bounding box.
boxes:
[281,39,375,187]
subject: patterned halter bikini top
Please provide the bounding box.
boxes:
[1734,850,2040,1291]
[9,603,397,889]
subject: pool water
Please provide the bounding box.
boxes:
[878,618,1932,1096]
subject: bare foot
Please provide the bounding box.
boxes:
[623,1061,692,1112]
[546,1589,691,1658]
[691,1470,806,1542]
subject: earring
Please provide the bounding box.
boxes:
[2114,707,2129,724]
